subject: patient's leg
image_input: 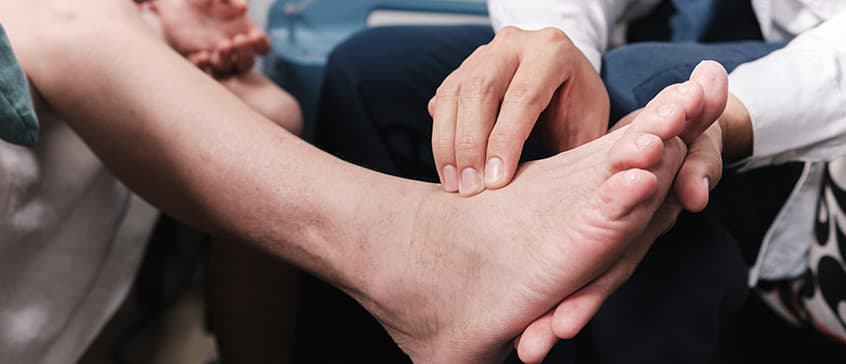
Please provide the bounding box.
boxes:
[4,3,720,362]
[137,4,303,362]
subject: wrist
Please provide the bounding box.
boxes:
[719,93,753,164]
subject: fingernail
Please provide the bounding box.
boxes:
[703,177,710,191]
[443,165,459,192]
[636,134,656,150]
[460,168,481,195]
[625,170,640,186]
[678,81,693,94]
[485,157,505,186]
[657,104,677,118]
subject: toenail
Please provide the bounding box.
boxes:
[460,168,481,194]
[625,170,640,185]
[485,157,505,186]
[657,104,677,118]
[636,134,656,150]
[443,165,459,192]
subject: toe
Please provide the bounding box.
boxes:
[680,61,728,143]
[607,129,664,174]
[596,169,658,222]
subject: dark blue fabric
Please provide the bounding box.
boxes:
[602,41,786,122]
[0,24,38,147]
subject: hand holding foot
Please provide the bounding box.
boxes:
[514,61,730,364]
[351,66,727,363]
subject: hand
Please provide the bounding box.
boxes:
[429,26,609,196]
[145,0,271,78]
[187,31,270,78]
[512,61,730,363]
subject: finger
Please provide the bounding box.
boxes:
[674,124,723,212]
[249,30,271,55]
[453,48,519,196]
[551,201,683,339]
[232,33,256,74]
[484,49,569,190]
[188,51,212,69]
[516,311,558,364]
[432,75,461,193]
[680,61,728,144]
[211,38,235,77]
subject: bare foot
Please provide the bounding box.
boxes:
[510,60,729,364]
[347,72,723,363]
[142,0,270,76]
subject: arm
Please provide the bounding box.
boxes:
[488,0,663,70]
[725,9,846,169]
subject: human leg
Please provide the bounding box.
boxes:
[307,25,498,362]
[136,4,303,362]
[3,3,716,362]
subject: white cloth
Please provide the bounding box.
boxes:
[488,0,846,283]
[0,96,150,364]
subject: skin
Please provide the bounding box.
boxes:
[141,0,271,77]
[429,26,751,207]
[136,2,303,362]
[428,26,737,362]
[0,2,724,363]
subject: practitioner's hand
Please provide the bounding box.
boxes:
[429,27,609,196]
[513,61,730,364]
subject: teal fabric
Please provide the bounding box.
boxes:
[0,24,38,146]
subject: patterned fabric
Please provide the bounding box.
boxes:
[0,24,38,146]
[757,158,846,344]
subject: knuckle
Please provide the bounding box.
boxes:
[432,135,454,152]
[487,129,521,152]
[538,27,570,43]
[436,81,460,100]
[497,26,521,39]
[504,81,543,107]
[460,76,496,99]
[455,134,481,152]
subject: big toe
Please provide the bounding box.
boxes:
[680,60,728,143]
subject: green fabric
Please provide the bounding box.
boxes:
[0,24,38,146]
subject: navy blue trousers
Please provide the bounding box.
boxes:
[301,22,844,364]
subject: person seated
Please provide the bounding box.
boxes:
[1,1,726,363]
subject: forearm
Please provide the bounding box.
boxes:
[726,10,846,169]
[719,93,753,164]
[2,1,422,294]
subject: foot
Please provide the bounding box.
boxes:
[142,0,270,76]
[511,60,729,364]
[353,73,720,363]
